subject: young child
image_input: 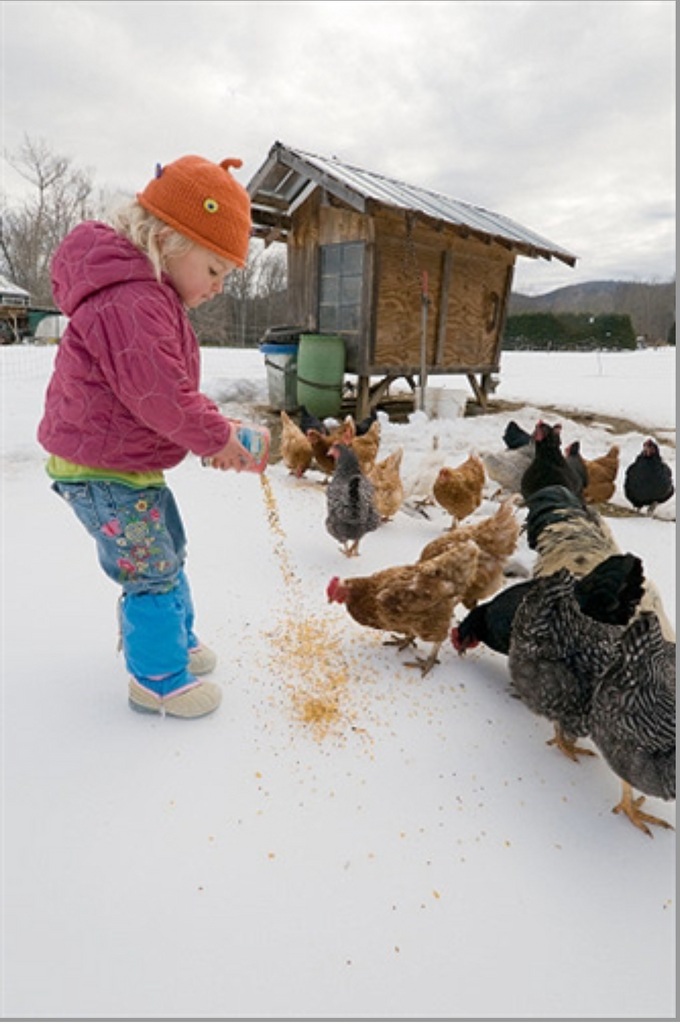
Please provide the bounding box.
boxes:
[38,154,262,719]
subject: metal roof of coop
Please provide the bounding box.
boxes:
[247,141,577,267]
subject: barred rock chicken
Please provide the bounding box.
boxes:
[581,443,620,504]
[525,484,675,641]
[279,410,313,478]
[325,443,380,557]
[419,496,520,610]
[590,611,676,835]
[520,421,583,500]
[507,567,627,760]
[623,438,675,514]
[452,553,645,656]
[327,537,481,675]
[368,448,404,521]
[433,452,486,525]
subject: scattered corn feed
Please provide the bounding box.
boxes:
[260,473,374,741]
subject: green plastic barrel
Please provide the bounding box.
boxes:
[296,334,346,418]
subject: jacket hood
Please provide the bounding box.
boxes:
[51,221,158,317]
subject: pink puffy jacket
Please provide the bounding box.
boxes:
[38,221,231,471]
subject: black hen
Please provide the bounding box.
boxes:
[503,420,532,450]
[300,405,327,435]
[520,421,584,501]
[452,553,644,656]
[590,612,675,835]
[451,580,534,655]
[623,438,675,514]
[565,441,589,493]
[325,443,381,557]
[507,567,625,760]
[355,407,379,437]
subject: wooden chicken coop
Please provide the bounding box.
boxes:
[247,142,577,419]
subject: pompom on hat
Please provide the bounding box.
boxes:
[137,155,252,267]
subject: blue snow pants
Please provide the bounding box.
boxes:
[52,479,199,697]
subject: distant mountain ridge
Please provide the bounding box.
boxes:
[509,279,675,343]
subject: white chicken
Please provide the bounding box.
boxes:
[401,435,448,515]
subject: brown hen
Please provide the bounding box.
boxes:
[327,537,480,675]
[279,411,313,478]
[368,448,404,520]
[348,418,381,475]
[419,496,520,610]
[307,418,355,477]
[582,444,620,504]
[433,453,485,525]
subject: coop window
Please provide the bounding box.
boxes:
[318,242,364,334]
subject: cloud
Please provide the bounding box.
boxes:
[1,0,675,292]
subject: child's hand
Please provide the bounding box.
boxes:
[204,430,257,473]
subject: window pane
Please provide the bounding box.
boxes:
[339,305,359,331]
[341,276,362,305]
[321,276,339,303]
[321,246,341,274]
[342,243,363,275]
[319,305,338,331]
[318,242,364,338]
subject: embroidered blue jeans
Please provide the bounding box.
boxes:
[52,480,199,697]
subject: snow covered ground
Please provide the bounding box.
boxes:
[1,343,675,1019]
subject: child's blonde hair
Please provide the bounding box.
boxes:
[110,200,193,281]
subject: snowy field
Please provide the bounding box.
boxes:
[1,343,676,1020]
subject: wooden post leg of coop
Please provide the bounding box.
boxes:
[466,373,491,409]
[356,376,371,421]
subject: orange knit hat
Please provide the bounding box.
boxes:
[137,155,252,267]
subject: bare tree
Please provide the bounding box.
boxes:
[190,242,289,346]
[1,136,96,305]
[1,137,290,342]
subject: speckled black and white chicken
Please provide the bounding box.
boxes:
[590,611,676,836]
[325,443,381,557]
[507,567,628,761]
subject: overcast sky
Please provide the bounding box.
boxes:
[1,0,675,294]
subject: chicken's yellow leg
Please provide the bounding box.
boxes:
[547,724,597,762]
[613,781,674,836]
